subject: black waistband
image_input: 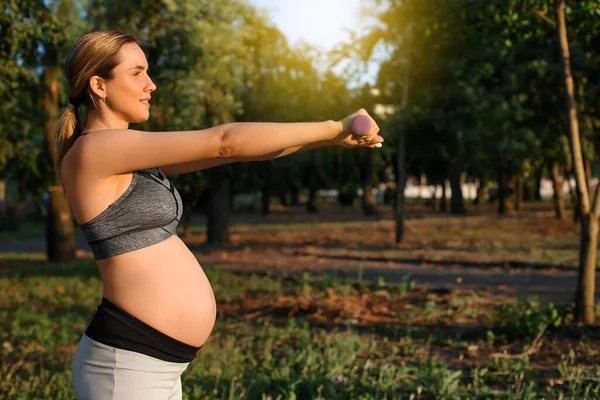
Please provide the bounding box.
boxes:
[85,297,202,363]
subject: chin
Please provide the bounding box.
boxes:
[131,113,150,124]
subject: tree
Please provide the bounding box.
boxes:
[89,0,269,247]
[555,0,598,323]
[2,0,85,261]
[0,0,40,230]
[42,0,85,262]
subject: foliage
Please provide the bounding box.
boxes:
[352,0,600,190]
[1,0,87,191]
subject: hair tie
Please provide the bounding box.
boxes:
[69,96,82,107]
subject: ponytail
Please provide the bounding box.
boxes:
[54,102,82,182]
[55,30,139,181]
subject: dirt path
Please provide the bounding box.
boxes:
[189,246,589,305]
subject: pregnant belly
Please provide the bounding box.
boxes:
[97,235,217,347]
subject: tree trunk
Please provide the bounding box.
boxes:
[449,159,465,214]
[180,177,206,241]
[182,197,198,240]
[550,163,565,220]
[362,186,378,215]
[497,169,514,215]
[440,180,448,212]
[534,167,543,201]
[46,186,76,262]
[0,179,6,231]
[575,214,598,323]
[279,189,288,206]
[523,178,535,202]
[395,24,411,243]
[261,163,271,216]
[206,167,231,247]
[585,160,592,195]
[307,152,318,213]
[44,65,60,172]
[261,183,271,216]
[556,0,596,323]
[395,130,407,242]
[474,178,486,205]
[43,55,76,262]
[513,175,524,211]
[182,215,193,240]
[358,150,378,216]
[290,187,299,206]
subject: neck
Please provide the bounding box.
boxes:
[83,108,129,132]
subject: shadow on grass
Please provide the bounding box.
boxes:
[215,306,600,348]
[205,263,593,305]
[541,242,580,251]
[50,305,96,321]
[186,240,580,273]
[0,257,99,279]
[281,249,579,272]
[1,303,96,324]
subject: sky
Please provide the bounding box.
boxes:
[249,0,379,85]
[249,0,363,52]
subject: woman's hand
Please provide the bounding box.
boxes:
[336,109,383,148]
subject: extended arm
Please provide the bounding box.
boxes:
[159,112,383,176]
[219,120,341,158]
[159,140,332,176]
[76,110,381,178]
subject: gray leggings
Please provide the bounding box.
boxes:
[72,334,190,400]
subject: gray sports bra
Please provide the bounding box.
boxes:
[76,134,183,260]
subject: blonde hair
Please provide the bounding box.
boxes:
[54,30,139,180]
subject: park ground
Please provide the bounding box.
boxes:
[1,201,600,398]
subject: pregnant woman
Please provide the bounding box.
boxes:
[57,30,382,400]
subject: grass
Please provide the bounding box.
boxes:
[2,258,600,399]
[0,220,45,242]
[1,203,599,398]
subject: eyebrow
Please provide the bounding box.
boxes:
[129,65,148,71]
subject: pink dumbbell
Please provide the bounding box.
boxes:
[351,114,381,148]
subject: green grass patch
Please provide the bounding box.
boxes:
[0,220,45,242]
[2,260,600,398]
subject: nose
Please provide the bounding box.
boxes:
[146,76,157,92]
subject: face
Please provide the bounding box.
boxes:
[96,42,156,125]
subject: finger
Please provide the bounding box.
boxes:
[367,135,384,147]
[367,125,380,139]
[364,131,379,144]
[355,134,371,144]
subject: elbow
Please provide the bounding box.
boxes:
[216,123,236,158]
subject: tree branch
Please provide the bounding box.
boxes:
[530,7,556,27]
[591,181,600,218]
[489,324,547,359]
